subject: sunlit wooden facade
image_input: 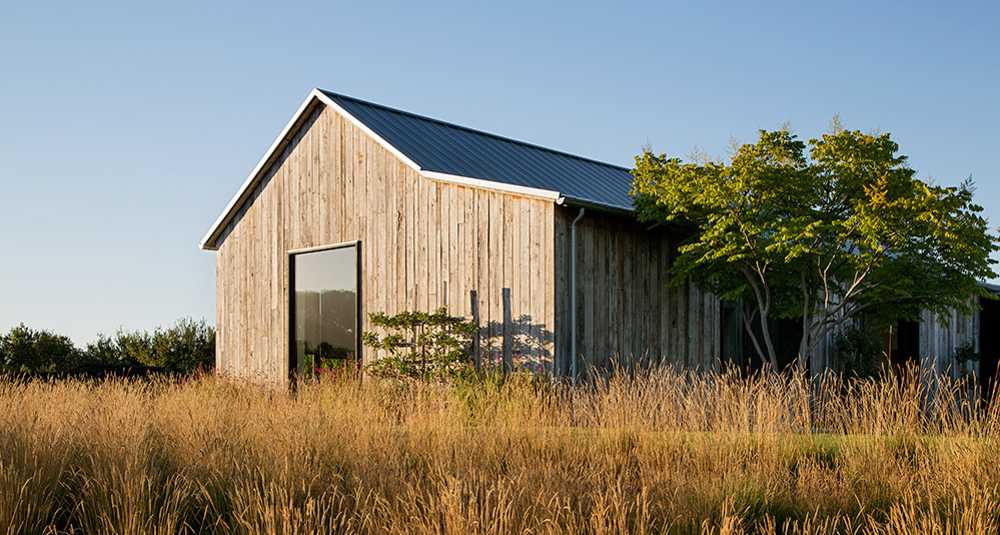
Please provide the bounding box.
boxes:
[201,90,724,383]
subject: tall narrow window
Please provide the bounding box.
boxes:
[290,244,359,378]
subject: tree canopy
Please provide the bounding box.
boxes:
[631,125,997,369]
[0,319,214,376]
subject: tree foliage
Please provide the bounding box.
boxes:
[88,318,215,372]
[0,324,80,374]
[632,124,997,369]
[0,318,214,376]
[832,324,885,379]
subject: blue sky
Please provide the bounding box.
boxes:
[2,1,998,343]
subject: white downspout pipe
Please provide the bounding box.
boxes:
[570,207,585,385]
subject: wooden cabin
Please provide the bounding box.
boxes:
[200,89,724,383]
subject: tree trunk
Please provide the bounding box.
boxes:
[797,304,813,371]
[743,303,780,370]
[742,269,780,371]
[797,324,811,371]
[741,305,767,366]
[757,312,780,370]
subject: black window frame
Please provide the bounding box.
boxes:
[287,240,363,383]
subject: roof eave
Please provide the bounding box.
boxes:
[422,171,561,202]
[200,89,329,250]
[200,89,632,251]
[559,195,635,216]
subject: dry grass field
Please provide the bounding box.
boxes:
[2,367,999,534]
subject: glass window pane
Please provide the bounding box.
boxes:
[293,246,357,377]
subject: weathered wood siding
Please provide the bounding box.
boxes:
[216,105,556,383]
[553,209,721,374]
[919,304,980,378]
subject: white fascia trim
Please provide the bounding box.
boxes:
[200,91,323,250]
[200,88,564,250]
[420,171,561,201]
[312,90,422,172]
[318,90,562,200]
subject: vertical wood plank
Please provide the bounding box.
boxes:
[553,210,568,375]
[490,192,504,362]
[581,219,595,369]
[502,288,513,372]
[476,191,492,362]
[542,202,555,371]
[593,218,606,364]
[659,235,671,364]
[471,289,481,370]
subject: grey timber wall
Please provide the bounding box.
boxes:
[215,105,557,383]
[553,208,722,375]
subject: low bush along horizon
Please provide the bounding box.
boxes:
[3,365,1000,534]
[0,318,214,376]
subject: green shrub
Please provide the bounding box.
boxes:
[954,341,979,367]
[1,319,214,376]
[0,324,80,374]
[833,324,885,378]
[362,308,476,381]
[87,318,215,372]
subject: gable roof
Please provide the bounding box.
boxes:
[201,89,635,250]
[321,90,636,211]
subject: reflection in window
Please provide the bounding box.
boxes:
[292,245,358,377]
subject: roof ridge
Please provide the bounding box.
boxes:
[319,89,633,173]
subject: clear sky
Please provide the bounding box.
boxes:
[2,1,998,343]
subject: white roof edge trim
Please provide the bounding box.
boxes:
[201,88,568,251]
[420,171,561,201]
[199,90,323,250]
[312,90,422,172]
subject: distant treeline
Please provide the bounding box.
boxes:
[0,318,214,377]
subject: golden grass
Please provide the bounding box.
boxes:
[1,367,999,534]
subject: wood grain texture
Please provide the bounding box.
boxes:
[215,105,557,383]
[553,208,722,372]
[214,103,739,383]
[919,302,980,379]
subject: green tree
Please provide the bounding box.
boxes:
[631,125,997,369]
[0,324,80,374]
[146,318,215,371]
[85,319,215,372]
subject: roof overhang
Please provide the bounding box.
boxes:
[980,282,1000,295]
[558,195,634,216]
[201,89,631,251]
[200,90,325,250]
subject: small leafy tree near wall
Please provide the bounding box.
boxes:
[954,341,980,380]
[833,324,885,379]
[362,308,476,381]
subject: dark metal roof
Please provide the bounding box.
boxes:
[321,90,635,212]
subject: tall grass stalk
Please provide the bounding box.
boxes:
[0,366,998,533]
